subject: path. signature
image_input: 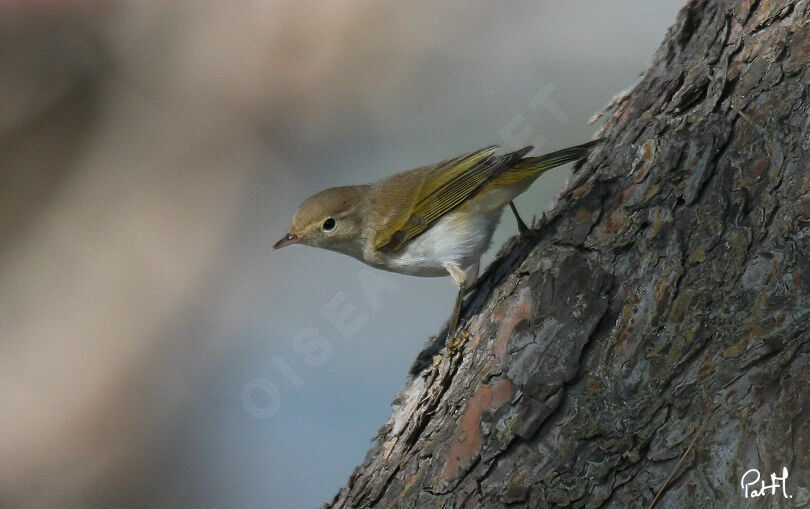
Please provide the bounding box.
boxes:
[741,467,792,499]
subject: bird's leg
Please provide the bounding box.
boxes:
[509,201,534,237]
[444,263,477,350]
[464,265,486,296]
[446,284,465,347]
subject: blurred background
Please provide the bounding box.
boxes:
[1,1,683,507]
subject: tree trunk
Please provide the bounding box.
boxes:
[327,0,810,507]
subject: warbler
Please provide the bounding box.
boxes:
[274,140,598,339]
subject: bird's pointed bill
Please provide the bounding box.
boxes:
[273,233,300,249]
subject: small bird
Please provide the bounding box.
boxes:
[274,140,598,340]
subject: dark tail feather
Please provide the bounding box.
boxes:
[516,139,601,174]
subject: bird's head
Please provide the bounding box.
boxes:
[274,185,368,258]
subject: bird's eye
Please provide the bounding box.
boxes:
[322,217,336,231]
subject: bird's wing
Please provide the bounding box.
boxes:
[372,145,531,251]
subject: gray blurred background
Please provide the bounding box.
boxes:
[1,1,683,507]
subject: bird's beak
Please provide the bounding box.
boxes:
[273,233,300,249]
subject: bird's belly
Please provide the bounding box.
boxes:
[378,209,501,277]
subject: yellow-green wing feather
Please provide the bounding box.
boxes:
[371,140,599,251]
[373,145,525,251]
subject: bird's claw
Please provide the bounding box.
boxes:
[516,221,536,238]
[518,227,542,240]
[445,329,469,352]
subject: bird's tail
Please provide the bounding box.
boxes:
[495,139,601,186]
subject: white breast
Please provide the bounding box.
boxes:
[377,208,502,277]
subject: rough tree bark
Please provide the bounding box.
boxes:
[327,0,810,507]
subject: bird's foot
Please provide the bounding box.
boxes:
[445,328,470,352]
[510,203,543,239]
[519,213,547,239]
[516,221,539,239]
